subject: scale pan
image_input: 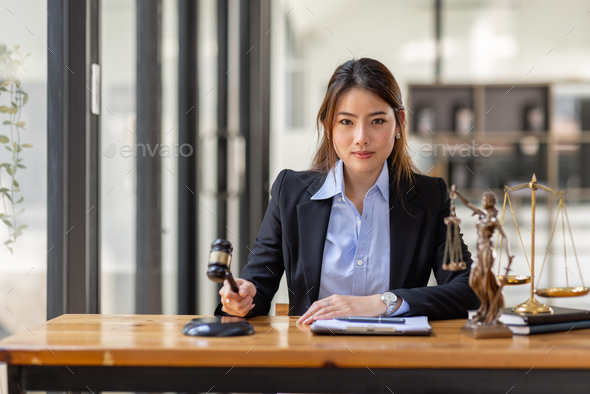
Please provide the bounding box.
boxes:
[443,262,466,271]
[535,286,590,297]
[497,275,531,285]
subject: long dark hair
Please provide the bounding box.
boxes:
[310,58,419,203]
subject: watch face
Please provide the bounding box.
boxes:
[383,292,397,304]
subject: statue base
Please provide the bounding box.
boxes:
[461,321,513,339]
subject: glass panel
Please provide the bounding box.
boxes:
[101,0,181,315]
[443,0,590,81]
[0,0,48,337]
[197,0,221,314]
[101,0,136,314]
[162,0,179,315]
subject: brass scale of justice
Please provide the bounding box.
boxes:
[443,174,589,315]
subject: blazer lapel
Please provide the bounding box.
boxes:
[389,178,425,290]
[296,172,332,305]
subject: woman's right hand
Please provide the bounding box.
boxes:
[219,278,257,317]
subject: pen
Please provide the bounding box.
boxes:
[335,317,406,324]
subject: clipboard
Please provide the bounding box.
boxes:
[310,316,432,336]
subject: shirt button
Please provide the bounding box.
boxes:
[338,197,342,202]
[357,260,363,266]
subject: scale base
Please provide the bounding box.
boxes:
[513,297,553,314]
[461,321,513,339]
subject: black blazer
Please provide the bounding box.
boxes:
[215,168,480,320]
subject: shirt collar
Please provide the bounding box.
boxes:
[310,159,389,203]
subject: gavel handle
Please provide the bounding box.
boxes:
[227,272,240,293]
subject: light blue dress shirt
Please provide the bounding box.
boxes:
[310,159,409,316]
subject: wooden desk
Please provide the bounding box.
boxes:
[1,314,590,393]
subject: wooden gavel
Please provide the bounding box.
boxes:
[206,239,240,292]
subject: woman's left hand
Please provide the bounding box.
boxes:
[296,294,387,325]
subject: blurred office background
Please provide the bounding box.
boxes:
[0,0,590,360]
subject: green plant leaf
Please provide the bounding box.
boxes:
[13,180,19,188]
[4,193,12,203]
[2,219,12,228]
[7,246,13,254]
[9,107,17,114]
[0,188,8,193]
[16,208,25,216]
[16,121,25,127]
[0,135,9,143]
[4,166,11,175]
[15,196,23,203]
[14,45,20,50]
[2,120,10,125]
[17,164,26,169]
[5,146,12,152]
[23,93,28,105]
[0,106,9,113]
[4,239,12,245]
[22,143,32,148]
[17,225,27,231]
[0,87,7,92]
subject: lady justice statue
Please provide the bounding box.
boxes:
[446,185,515,338]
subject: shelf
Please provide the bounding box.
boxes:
[409,130,590,144]
[407,83,550,134]
[407,83,590,192]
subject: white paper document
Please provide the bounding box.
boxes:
[310,316,432,336]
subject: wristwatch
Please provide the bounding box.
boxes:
[380,292,398,317]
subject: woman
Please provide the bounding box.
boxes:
[215,58,479,324]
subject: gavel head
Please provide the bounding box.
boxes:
[206,239,234,284]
